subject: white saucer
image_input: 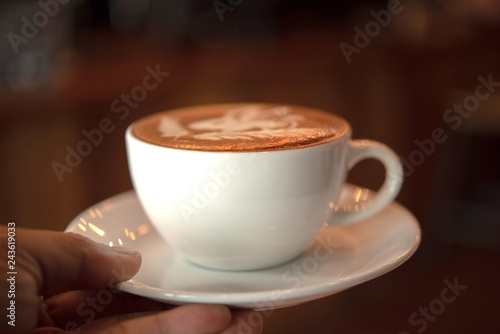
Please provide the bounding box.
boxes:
[65,184,421,310]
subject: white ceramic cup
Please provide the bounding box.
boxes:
[126,104,403,271]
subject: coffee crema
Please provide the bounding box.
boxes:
[131,103,349,152]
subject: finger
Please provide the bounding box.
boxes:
[45,290,173,327]
[219,309,264,334]
[38,298,57,327]
[78,304,232,334]
[32,327,67,334]
[18,228,141,297]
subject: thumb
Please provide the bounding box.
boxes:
[2,226,141,334]
[19,228,142,297]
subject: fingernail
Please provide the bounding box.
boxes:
[110,246,140,256]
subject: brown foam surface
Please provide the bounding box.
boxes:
[131,103,348,152]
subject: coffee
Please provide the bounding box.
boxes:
[131,103,348,152]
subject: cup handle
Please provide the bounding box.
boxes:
[331,139,403,225]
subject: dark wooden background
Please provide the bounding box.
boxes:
[1,1,499,333]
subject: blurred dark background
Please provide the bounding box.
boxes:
[1,0,499,333]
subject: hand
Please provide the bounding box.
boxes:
[1,226,263,333]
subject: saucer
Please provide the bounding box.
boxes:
[65,184,421,310]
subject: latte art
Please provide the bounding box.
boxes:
[132,104,348,152]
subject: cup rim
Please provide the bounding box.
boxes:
[126,103,352,153]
